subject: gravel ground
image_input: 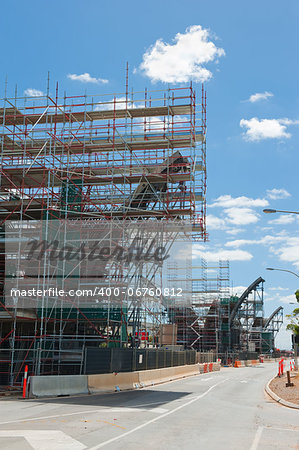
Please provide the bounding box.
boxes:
[269,371,299,405]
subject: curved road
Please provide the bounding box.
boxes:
[0,363,298,449]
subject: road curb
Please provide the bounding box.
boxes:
[265,376,299,410]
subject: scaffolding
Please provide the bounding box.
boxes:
[168,259,230,350]
[0,82,207,384]
[262,306,283,353]
[230,277,265,354]
[169,267,283,357]
[192,259,230,351]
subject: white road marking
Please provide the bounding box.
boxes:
[149,407,168,413]
[250,426,263,450]
[250,424,299,450]
[0,430,86,450]
[89,378,228,450]
[0,407,166,427]
[141,371,218,389]
[264,425,299,432]
[240,380,248,383]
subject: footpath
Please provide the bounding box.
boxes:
[265,359,299,409]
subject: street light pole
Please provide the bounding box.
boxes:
[263,209,299,215]
[266,267,298,369]
[266,268,299,278]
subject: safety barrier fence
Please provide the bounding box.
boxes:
[84,347,208,374]
[28,362,221,397]
[278,358,295,377]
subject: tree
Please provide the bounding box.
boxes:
[286,289,299,335]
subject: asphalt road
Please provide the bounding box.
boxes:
[0,363,298,449]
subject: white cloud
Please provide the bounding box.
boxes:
[225,228,244,235]
[276,325,292,350]
[193,246,253,262]
[207,195,269,231]
[67,73,108,84]
[279,118,299,125]
[270,236,299,269]
[95,96,133,111]
[225,207,260,225]
[240,118,292,141]
[206,216,247,235]
[276,242,299,268]
[276,294,297,305]
[269,215,295,225]
[209,195,268,209]
[230,285,248,296]
[225,239,256,248]
[225,234,287,248]
[268,286,290,292]
[266,188,291,200]
[247,91,273,103]
[24,88,44,97]
[206,215,226,230]
[259,234,288,245]
[138,25,225,83]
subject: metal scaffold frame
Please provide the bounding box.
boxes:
[168,264,283,358]
[168,259,230,351]
[0,81,207,385]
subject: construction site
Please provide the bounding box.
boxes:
[0,81,283,387]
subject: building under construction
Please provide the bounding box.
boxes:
[0,82,207,385]
[170,269,283,357]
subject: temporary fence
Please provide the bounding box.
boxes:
[84,347,198,374]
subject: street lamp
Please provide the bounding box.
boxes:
[263,208,299,215]
[266,268,299,278]
[266,267,299,369]
[264,207,299,364]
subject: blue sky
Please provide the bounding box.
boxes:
[1,0,298,348]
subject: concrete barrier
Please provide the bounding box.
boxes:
[29,375,88,398]
[138,364,199,387]
[88,365,201,391]
[172,364,199,378]
[139,368,175,386]
[88,372,139,393]
[241,360,261,367]
[29,362,219,397]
